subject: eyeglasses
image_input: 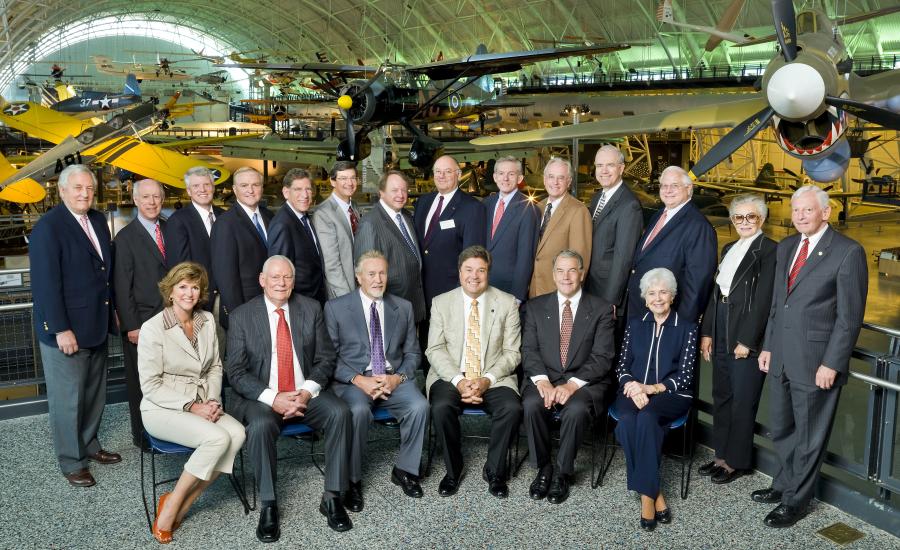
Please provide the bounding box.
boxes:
[335,176,358,183]
[731,213,761,224]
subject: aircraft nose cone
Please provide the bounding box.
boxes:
[337,95,353,110]
[766,63,825,119]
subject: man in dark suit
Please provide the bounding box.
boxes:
[113,178,169,448]
[211,167,273,329]
[626,165,717,322]
[30,165,120,487]
[268,168,327,305]
[522,249,615,503]
[483,156,539,304]
[225,255,353,539]
[353,170,426,323]
[754,186,868,528]
[585,145,643,316]
[325,251,428,509]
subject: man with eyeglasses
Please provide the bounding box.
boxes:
[314,161,362,299]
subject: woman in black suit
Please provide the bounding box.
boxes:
[699,194,777,484]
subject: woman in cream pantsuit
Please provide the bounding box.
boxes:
[138,262,245,544]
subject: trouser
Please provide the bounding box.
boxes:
[522,384,594,475]
[121,339,145,445]
[143,408,245,480]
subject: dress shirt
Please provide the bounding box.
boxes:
[331,194,354,233]
[657,200,689,230]
[424,186,458,231]
[359,289,392,373]
[544,195,565,219]
[530,289,587,388]
[493,189,518,221]
[715,231,762,296]
[192,201,215,235]
[380,200,416,240]
[789,223,829,268]
[257,297,321,406]
[67,207,102,260]
[236,201,266,240]
[451,291,497,388]
[600,180,624,204]
[136,214,162,241]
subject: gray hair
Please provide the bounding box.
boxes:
[282,167,313,188]
[791,184,829,209]
[639,267,678,299]
[596,144,624,165]
[355,250,387,274]
[57,164,96,189]
[233,166,263,183]
[659,165,693,197]
[728,193,767,219]
[553,249,584,270]
[184,166,214,187]
[132,178,164,201]
[262,254,295,277]
[543,156,572,178]
[494,156,522,174]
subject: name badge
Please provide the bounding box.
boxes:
[439,219,456,230]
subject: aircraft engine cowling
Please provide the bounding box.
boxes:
[408,136,444,169]
[801,138,851,183]
[773,106,847,160]
[339,81,379,125]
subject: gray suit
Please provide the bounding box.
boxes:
[585,182,643,309]
[325,291,428,479]
[762,225,867,509]
[313,195,360,299]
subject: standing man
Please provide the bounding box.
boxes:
[30,164,120,487]
[113,178,169,449]
[225,256,353,539]
[626,165,717,322]
[268,168,327,305]
[530,157,592,298]
[754,186,867,528]
[483,156,539,304]
[314,161,361,299]
[325,251,429,509]
[211,167,273,329]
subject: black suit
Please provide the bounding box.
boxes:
[585,183,643,310]
[165,203,224,308]
[113,217,170,444]
[267,204,326,305]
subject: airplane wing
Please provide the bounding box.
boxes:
[693,180,862,198]
[86,139,230,188]
[216,62,376,78]
[153,133,264,149]
[848,70,900,105]
[0,154,45,203]
[0,98,93,144]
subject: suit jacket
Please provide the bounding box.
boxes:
[267,203,326,304]
[762,226,867,387]
[530,193,592,298]
[413,189,486,307]
[324,291,420,384]
[425,286,521,395]
[701,234,777,355]
[353,203,426,323]
[165,203,224,298]
[483,190,539,302]
[616,312,697,396]
[29,205,115,348]
[627,201,717,322]
[210,203,273,328]
[113,217,169,332]
[585,183,644,309]
[522,291,615,413]
[225,294,337,418]
[313,195,360,299]
[137,309,222,412]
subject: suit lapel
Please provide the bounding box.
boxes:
[480,290,498,354]
[382,295,399,355]
[790,227,833,293]
[169,322,200,361]
[289,299,306,376]
[380,206,420,266]
[67,209,102,261]
[639,204,688,257]
[490,192,520,245]
[136,218,166,266]
[593,185,624,226]
[537,195,568,252]
[415,194,434,236]
[545,295,562,370]
[256,299,273,381]
[731,235,762,288]
[563,297,592,370]
[236,206,267,247]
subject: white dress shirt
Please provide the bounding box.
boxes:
[789,223,829,268]
[716,231,762,296]
[236,201,266,240]
[68,208,103,260]
[257,297,321,406]
[530,289,587,388]
[451,291,498,388]
[192,201,215,236]
[359,289,391,373]
[658,200,689,230]
[543,195,565,219]
[424,186,459,231]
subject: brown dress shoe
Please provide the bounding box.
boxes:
[64,468,96,487]
[88,450,122,464]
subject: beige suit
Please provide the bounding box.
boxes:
[529,193,592,298]
[138,309,245,480]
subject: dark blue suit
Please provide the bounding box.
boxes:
[483,191,539,302]
[165,203,224,306]
[267,203,327,305]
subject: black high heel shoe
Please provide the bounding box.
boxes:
[655,508,672,524]
[640,515,657,531]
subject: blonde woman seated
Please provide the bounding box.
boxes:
[138,262,246,544]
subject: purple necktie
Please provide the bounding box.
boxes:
[424,195,444,243]
[370,301,386,375]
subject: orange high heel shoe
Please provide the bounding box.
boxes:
[152,492,174,544]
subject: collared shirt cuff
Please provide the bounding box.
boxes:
[258,389,276,407]
[451,374,465,387]
[568,377,587,388]
[530,374,550,384]
[483,373,496,386]
[301,381,321,398]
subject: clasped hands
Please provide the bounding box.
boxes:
[535,379,579,409]
[189,399,224,422]
[623,381,661,410]
[272,390,313,419]
[456,377,491,404]
[353,374,402,400]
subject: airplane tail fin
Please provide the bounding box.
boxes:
[164,91,182,111]
[0,154,47,203]
[124,74,141,96]
[657,0,674,23]
[465,44,496,96]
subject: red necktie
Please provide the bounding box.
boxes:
[642,210,668,250]
[349,205,359,236]
[787,238,809,292]
[491,198,505,238]
[275,308,295,392]
[560,300,573,367]
[154,223,166,261]
[424,195,444,242]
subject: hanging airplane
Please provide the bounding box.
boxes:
[92,55,193,82]
[656,0,755,52]
[51,74,142,118]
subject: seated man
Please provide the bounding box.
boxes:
[325,251,429,509]
[425,245,522,498]
[225,255,352,540]
[521,249,615,503]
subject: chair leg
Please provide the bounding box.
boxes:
[596,414,616,488]
[680,411,695,500]
[589,416,598,489]
[307,435,325,476]
[140,441,153,533]
[512,421,529,477]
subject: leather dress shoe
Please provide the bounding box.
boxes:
[64,468,96,488]
[529,468,552,500]
[88,449,122,464]
[751,487,783,504]
[438,473,463,496]
[391,466,423,498]
[640,516,657,532]
[547,475,571,504]
[698,461,722,476]
[655,508,672,524]
[256,504,280,543]
[764,504,806,528]
[152,492,173,544]
[319,495,352,532]
[344,481,364,512]
[711,468,746,484]
[482,468,508,499]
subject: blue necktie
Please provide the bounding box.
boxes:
[253,212,266,243]
[395,213,419,259]
[300,214,319,255]
[370,301,386,375]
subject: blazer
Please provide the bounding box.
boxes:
[616,312,698,397]
[210,203,273,328]
[324,291,420,384]
[113,217,169,333]
[762,226,867,387]
[165,203,224,299]
[267,203,327,305]
[29,205,115,348]
[353,203,426,323]
[137,309,222,412]
[313,195,360,299]
[585,183,644,309]
[627,201,717,322]
[413,189,486,307]
[521,291,616,413]
[700,234,777,355]
[530,193,592,298]
[425,286,521,395]
[483,190,539,302]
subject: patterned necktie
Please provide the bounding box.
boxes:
[154,222,166,261]
[464,299,482,380]
[560,300,573,367]
[370,300,386,375]
[78,214,102,256]
[301,214,319,255]
[491,197,505,238]
[207,211,215,235]
[424,195,444,243]
[348,205,359,236]
[788,238,809,292]
[253,212,266,243]
[275,308,295,392]
[592,192,607,222]
[642,210,668,250]
[396,213,419,259]
[539,202,553,240]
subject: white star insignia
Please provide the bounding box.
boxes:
[99,95,112,109]
[3,103,30,116]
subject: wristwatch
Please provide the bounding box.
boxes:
[397,373,408,384]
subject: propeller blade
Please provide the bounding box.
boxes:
[824,96,900,130]
[351,66,384,99]
[772,0,798,62]
[689,106,776,180]
[344,116,357,159]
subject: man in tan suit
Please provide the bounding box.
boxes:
[530,157,592,297]
[426,245,522,499]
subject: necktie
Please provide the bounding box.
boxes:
[396,213,419,259]
[348,205,359,236]
[154,223,166,261]
[78,214,102,257]
[424,195,444,243]
[642,210,668,250]
[300,214,319,255]
[207,211,215,235]
[787,238,809,292]
[253,212,266,243]
[275,308,295,392]
[369,301,386,375]
[560,300,573,367]
[592,192,607,222]
[539,202,552,240]
[491,197,505,239]
[464,299,482,380]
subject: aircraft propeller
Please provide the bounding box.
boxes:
[336,66,384,160]
[772,0,798,62]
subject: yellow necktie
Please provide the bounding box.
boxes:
[464,299,482,380]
